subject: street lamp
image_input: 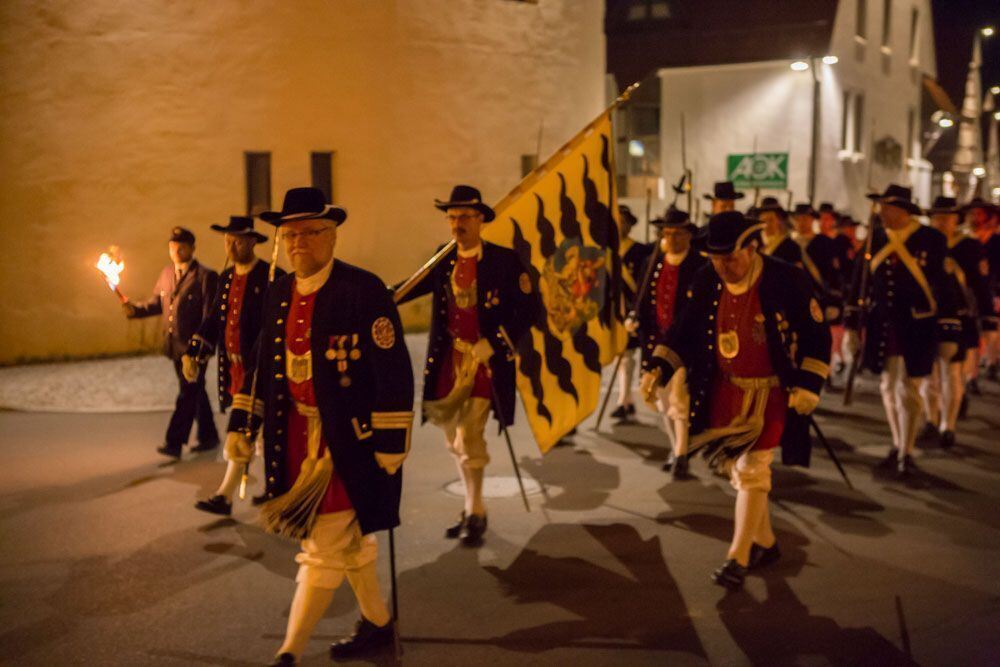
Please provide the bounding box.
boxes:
[983,27,996,37]
[822,55,839,65]
[973,166,987,178]
[790,60,810,71]
[992,86,1000,95]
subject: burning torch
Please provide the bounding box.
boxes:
[95,247,127,303]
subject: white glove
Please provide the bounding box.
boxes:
[842,330,860,360]
[937,342,958,362]
[624,317,639,334]
[224,431,253,464]
[375,451,406,475]
[788,387,821,416]
[639,369,661,407]
[471,338,494,365]
[181,354,200,383]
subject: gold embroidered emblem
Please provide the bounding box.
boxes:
[372,316,395,349]
[519,272,532,294]
[718,330,740,359]
[286,350,312,384]
[810,298,824,323]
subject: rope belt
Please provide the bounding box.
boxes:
[691,374,780,471]
[423,337,482,425]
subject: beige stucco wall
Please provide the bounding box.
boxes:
[0,0,605,363]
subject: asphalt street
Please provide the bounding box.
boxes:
[1,349,999,666]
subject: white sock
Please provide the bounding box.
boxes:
[215,460,243,500]
[464,465,486,517]
[727,489,768,567]
[346,561,391,627]
[277,582,335,658]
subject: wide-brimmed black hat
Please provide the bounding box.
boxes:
[652,206,696,232]
[260,187,347,226]
[618,204,638,227]
[835,215,860,228]
[755,196,788,217]
[169,226,195,244]
[703,181,745,201]
[210,215,268,242]
[697,211,764,255]
[434,185,496,222]
[791,202,818,218]
[925,196,960,215]
[962,197,1000,215]
[866,184,922,215]
[817,202,838,215]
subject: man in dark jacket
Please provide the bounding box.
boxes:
[395,185,536,547]
[184,215,284,515]
[641,211,830,590]
[964,198,1000,383]
[610,204,652,422]
[844,185,960,477]
[755,197,802,266]
[225,187,414,664]
[124,227,219,457]
[628,206,706,478]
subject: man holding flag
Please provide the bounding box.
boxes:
[611,204,652,422]
[395,185,537,547]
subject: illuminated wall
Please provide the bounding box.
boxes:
[0,0,605,363]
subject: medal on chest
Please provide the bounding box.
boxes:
[286,349,313,384]
[450,263,478,309]
[718,330,740,359]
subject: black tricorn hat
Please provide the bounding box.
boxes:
[435,184,496,222]
[260,187,348,226]
[697,211,764,255]
[703,180,745,201]
[962,197,1000,215]
[792,202,818,218]
[169,226,195,244]
[210,215,267,243]
[618,204,638,227]
[925,196,960,215]
[866,184,922,215]
[818,202,837,214]
[652,205,696,232]
[836,215,860,228]
[756,196,788,217]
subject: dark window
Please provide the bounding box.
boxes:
[908,8,919,61]
[626,1,646,21]
[881,0,892,47]
[907,107,915,159]
[310,151,334,203]
[245,152,271,216]
[841,90,851,150]
[625,0,670,22]
[650,1,670,19]
[856,0,867,38]
[521,154,538,178]
[854,93,865,153]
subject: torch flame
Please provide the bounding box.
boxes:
[96,247,125,290]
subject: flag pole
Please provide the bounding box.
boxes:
[490,378,531,512]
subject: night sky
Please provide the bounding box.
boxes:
[932,0,999,104]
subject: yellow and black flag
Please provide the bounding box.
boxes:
[483,101,631,452]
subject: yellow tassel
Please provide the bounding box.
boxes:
[258,453,332,540]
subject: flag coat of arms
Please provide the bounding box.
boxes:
[483,110,628,452]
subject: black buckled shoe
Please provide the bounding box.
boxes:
[939,430,955,449]
[671,454,691,480]
[157,445,181,459]
[195,495,232,516]
[896,454,916,478]
[268,652,297,666]
[610,405,629,422]
[917,422,938,442]
[661,450,677,472]
[329,617,394,660]
[876,448,898,470]
[748,542,781,570]
[445,512,466,539]
[626,404,636,417]
[711,559,747,590]
[190,439,219,453]
[460,514,488,547]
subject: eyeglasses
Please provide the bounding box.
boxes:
[446,213,482,223]
[280,227,332,242]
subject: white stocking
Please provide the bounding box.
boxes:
[215,460,243,500]
[617,351,636,407]
[277,582,335,658]
[346,560,391,627]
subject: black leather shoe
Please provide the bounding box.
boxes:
[190,439,219,453]
[748,542,781,570]
[939,430,955,449]
[195,495,232,516]
[157,445,181,459]
[967,379,982,396]
[626,404,636,417]
[671,454,691,480]
[268,652,297,666]
[460,514,487,547]
[661,450,677,472]
[896,454,916,478]
[610,405,629,421]
[712,559,747,590]
[917,423,938,442]
[330,617,394,660]
[876,448,898,470]
[445,512,466,539]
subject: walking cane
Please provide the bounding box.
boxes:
[809,416,854,490]
[489,377,531,512]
